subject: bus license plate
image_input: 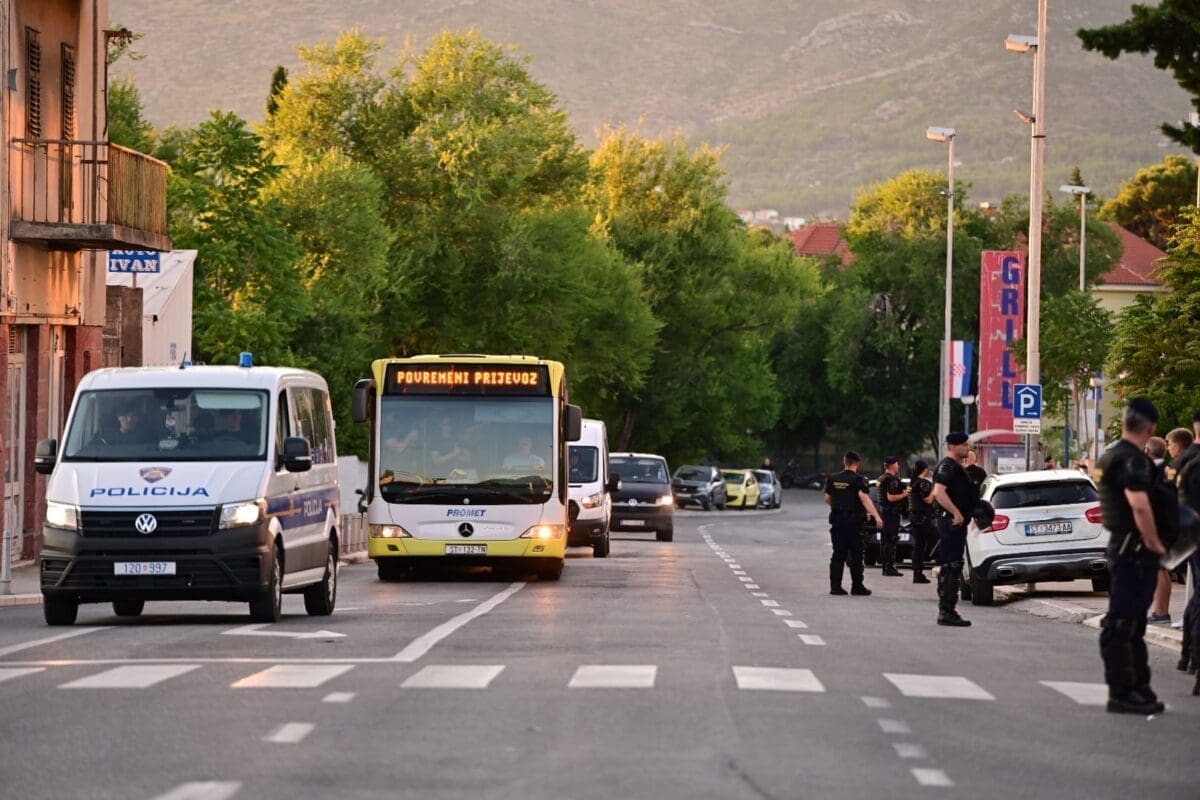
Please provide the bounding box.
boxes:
[114,562,176,576]
[445,544,487,555]
[1025,521,1072,536]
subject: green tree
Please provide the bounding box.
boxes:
[1078,2,1200,153]
[1024,290,1114,422]
[1099,155,1198,250]
[106,77,155,153]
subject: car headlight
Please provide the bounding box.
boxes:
[369,524,411,539]
[581,492,605,509]
[657,494,674,506]
[218,500,266,530]
[45,501,80,532]
[520,524,566,540]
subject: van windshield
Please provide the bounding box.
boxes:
[62,389,269,462]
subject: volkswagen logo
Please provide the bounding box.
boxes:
[134,513,158,535]
[458,523,474,538]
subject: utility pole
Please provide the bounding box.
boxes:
[1025,0,1049,468]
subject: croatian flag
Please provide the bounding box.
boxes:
[950,340,974,399]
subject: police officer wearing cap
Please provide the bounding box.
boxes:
[824,451,883,596]
[908,460,934,585]
[930,431,977,627]
[878,456,908,576]
[1095,398,1168,714]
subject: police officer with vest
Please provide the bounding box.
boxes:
[908,460,934,585]
[930,432,977,627]
[878,456,909,576]
[1095,398,1168,714]
[824,451,883,596]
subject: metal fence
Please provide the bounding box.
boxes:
[339,513,368,557]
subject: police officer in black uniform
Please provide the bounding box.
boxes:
[908,460,934,585]
[930,431,976,627]
[878,456,908,577]
[1096,398,1168,714]
[824,451,883,596]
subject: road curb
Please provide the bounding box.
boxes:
[0,594,41,608]
[997,586,1183,653]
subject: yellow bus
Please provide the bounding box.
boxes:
[352,355,581,581]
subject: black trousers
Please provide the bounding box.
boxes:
[830,512,865,586]
[910,517,933,573]
[881,511,901,567]
[935,516,967,565]
[1099,549,1159,696]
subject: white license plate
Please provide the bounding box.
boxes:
[622,519,645,526]
[1025,521,1073,536]
[445,544,487,555]
[114,562,176,576]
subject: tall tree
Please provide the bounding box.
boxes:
[1099,155,1198,250]
[107,77,155,153]
[1078,2,1200,153]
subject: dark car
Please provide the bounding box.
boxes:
[610,453,674,542]
[672,464,727,510]
[752,470,782,509]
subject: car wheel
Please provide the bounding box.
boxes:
[701,497,711,511]
[44,595,78,626]
[656,525,674,542]
[249,547,283,623]
[303,541,338,616]
[112,599,145,617]
[1091,574,1111,593]
[970,567,994,606]
[593,530,610,558]
[539,559,564,581]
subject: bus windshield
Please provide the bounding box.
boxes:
[377,396,554,504]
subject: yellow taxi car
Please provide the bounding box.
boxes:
[722,469,761,510]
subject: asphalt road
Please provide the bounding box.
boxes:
[1,489,1196,800]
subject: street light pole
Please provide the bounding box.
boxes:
[1059,184,1090,290]
[927,126,957,448]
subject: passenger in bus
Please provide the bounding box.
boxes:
[503,436,546,474]
[383,424,425,479]
[430,416,466,468]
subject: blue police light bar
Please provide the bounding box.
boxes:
[238,352,253,368]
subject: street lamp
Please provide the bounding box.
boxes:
[962,394,976,434]
[1089,374,1105,466]
[1006,0,1048,469]
[927,126,956,448]
[1059,184,1090,290]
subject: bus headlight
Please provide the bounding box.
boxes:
[657,494,674,506]
[369,524,411,539]
[520,524,566,540]
[218,500,266,530]
[581,492,604,509]
[45,501,80,532]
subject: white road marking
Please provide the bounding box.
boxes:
[738,577,753,582]
[745,584,761,589]
[222,624,344,640]
[912,768,954,787]
[265,722,315,744]
[151,781,242,800]
[729,564,742,569]
[760,599,780,607]
[878,719,911,734]
[894,743,928,759]
[322,692,357,703]
[60,664,200,689]
[784,620,808,629]
[232,664,354,689]
[733,666,824,692]
[884,674,994,700]
[0,667,44,684]
[0,626,110,657]
[771,609,792,616]
[1040,681,1108,706]
[751,592,769,597]
[391,582,525,662]
[861,696,890,708]
[798,635,826,646]
[402,664,505,689]
[568,665,657,688]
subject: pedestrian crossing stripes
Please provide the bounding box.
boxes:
[1039,681,1107,706]
[733,666,824,692]
[401,664,505,689]
[60,664,201,689]
[151,781,242,800]
[0,667,43,684]
[883,674,995,701]
[568,665,657,688]
[232,664,355,689]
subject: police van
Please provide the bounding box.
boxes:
[567,418,618,557]
[33,356,341,626]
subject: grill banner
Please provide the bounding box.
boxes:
[978,251,1026,431]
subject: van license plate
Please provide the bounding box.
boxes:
[445,545,487,555]
[114,562,176,576]
[1025,521,1072,536]
[621,519,645,526]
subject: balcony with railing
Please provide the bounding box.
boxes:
[9,139,171,251]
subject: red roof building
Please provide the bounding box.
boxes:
[787,222,853,267]
[1093,223,1168,316]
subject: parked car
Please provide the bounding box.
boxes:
[722,469,761,510]
[672,464,727,510]
[610,453,674,542]
[780,461,827,489]
[962,470,1108,606]
[752,469,782,509]
[861,479,930,567]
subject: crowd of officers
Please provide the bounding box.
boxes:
[823,398,1200,714]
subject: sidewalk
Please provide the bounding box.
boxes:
[0,561,41,607]
[996,578,1188,653]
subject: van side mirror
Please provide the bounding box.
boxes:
[351,379,374,424]
[608,472,622,493]
[565,404,582,442]
[355,487,367,514]
[281,436,313,472]
[34,439,57,475]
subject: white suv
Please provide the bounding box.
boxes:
[963,470,1109,606]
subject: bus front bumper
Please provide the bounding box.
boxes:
[368,537,566,560]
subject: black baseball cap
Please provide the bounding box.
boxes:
[1126,397,1159,424]
[945,431,969,445]
[913,459,929,473]
[883,456,898,465]
[844,450,861,464]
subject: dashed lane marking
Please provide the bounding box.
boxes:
[760,599,780,607]
[894,743,928,759]
[322,692,356,703]
[878,719,911,734]
[771,609,792,616]
[798,635,826,646]
[151,781,242,800]
[568,665,657,688]
[745,584,761,589]
[751,592,769,597]
[784,620,808,629]
[912,768,954,787]
[401,664,505,689]
[861,696,891,708]
[884,674,995,700]
[732,666,825,692]
[265,722,315,744]
[1040,681,1108,706]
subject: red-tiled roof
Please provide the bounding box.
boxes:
[1098,224,1166,288]
[787,222,853,266]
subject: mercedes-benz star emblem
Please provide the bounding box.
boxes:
[134,513,158,535]
[458,523,474,538]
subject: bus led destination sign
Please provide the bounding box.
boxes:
[385,364,550,396]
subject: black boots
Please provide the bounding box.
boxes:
[1107,689,1164,715]
[881,542,901,575]
[1100,616,1165,712]
[881,566,903,577]
[936,563,971,627]
[848,558,871,595]
[913,572,931,584]
[830,562,847,595]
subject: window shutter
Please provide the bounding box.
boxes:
[25,28,41,138]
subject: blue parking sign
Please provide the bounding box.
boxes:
[1013,384,1042,433]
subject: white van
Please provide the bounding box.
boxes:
[33,360,341,626]
[567,418,617,557]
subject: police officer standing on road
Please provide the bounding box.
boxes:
[824,451,883,596]
[930,432,977,627]
[878,457,909,577]
[1095,398,1168,714]
[909,460,934,585]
